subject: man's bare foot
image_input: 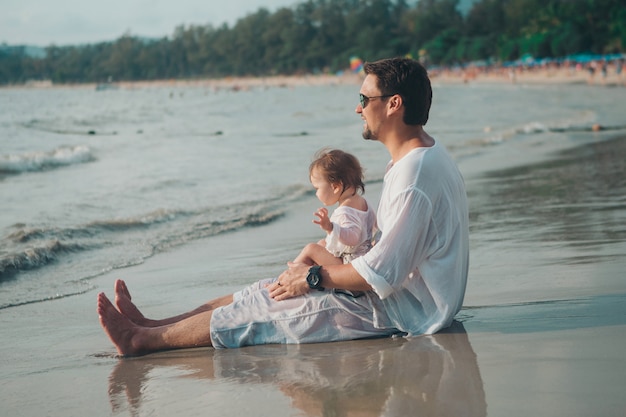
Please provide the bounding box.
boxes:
[98,292,144,356]
[115,279,132,301]
[114,280,152,327]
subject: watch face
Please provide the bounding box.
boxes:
[308,274,320,287]
[307,267,322,289]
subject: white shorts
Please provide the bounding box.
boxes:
[210,278,400,349]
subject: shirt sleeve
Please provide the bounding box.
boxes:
[352,187,435,299]
[325,208,365,251]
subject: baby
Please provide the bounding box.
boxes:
[293,149,376,267]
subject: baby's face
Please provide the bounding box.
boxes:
[310,168,340,206]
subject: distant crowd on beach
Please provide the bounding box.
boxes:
[14,55,625,92]
[429,56,626,87]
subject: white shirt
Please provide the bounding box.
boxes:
[325,204,377,263]
[352,142,469,335]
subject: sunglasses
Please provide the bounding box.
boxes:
[359,93,395,108]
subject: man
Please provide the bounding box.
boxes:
[97,57,469,355]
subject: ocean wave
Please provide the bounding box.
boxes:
[444,110,626,164]
[22,118,118,136]
[0,286,96,310]
[87,208,184,231]
[0,189,304,283]
[0,145,95,174]
[0,240,84,281]
[451,110,611,153]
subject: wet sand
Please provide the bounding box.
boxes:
[1,136,626,416]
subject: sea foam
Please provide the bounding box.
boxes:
[0,145,94,173]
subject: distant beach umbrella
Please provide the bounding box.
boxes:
[350,56,364,73]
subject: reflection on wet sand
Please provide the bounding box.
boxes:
[466,135,626,303]
[470,135,626,257]
[108,321,485,417]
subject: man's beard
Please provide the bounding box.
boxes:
[362,126,376,141]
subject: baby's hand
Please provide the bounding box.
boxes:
[313,207,332,232]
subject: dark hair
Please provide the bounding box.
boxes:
[363,57,432,125]
[309,149,365,195]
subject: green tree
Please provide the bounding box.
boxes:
[0,0,624,84]
[407,0,464,62]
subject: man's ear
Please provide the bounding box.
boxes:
[387,94,403,116]
[389,94,402,110]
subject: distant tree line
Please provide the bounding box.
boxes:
[1,0,624,84]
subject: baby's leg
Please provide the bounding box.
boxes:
[293,242,343,266]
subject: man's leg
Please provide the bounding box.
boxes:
[98,292,216,356]
[114,279,233,327]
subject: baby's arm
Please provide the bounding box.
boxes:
[313,207,332,232]
[326,210,364,247]
[314,207,363,246]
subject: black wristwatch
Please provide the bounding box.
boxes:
[306,265,325,291]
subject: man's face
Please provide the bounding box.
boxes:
[357,74,385,141]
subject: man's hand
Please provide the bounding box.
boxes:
[313,207,332,232]
[268,262,311,301]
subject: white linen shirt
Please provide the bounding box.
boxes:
[351,141,469,335]
[325,204,377,263]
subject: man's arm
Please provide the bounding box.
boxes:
[268,262,372,301]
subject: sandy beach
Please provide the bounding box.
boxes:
[431,61,626,87]
[12,58,626,92]
[1,73,625,417]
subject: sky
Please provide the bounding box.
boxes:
[1,0,299,46]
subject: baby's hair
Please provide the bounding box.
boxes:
[309,149,365,194]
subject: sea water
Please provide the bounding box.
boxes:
[1,80,625,309]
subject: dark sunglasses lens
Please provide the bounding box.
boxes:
[359,94,368,107]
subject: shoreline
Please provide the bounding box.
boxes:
[4,73,364,91]
[5,64,626,91]
[430,63,626,87]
